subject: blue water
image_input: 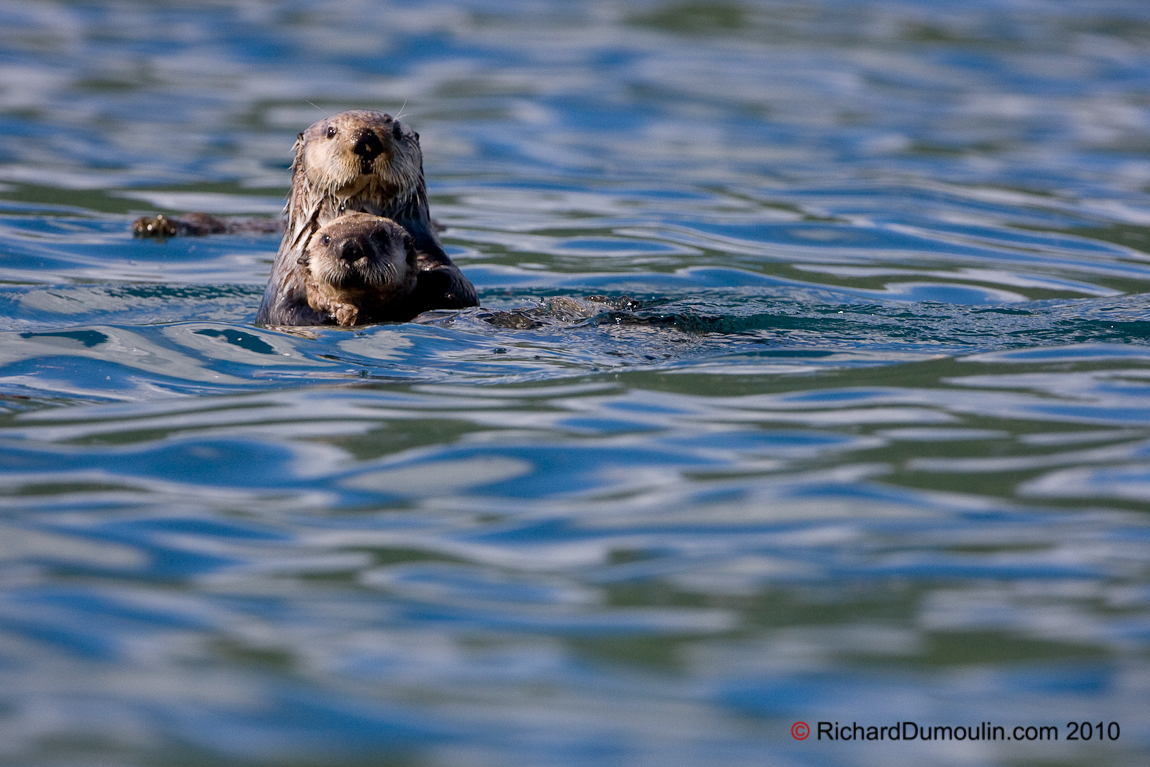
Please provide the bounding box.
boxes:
[2,1,1150,765]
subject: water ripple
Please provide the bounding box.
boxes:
[2,1,1150,765]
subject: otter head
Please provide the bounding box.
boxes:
[285,110,426,250]
[298,110,422,201]
[300,212,419,325]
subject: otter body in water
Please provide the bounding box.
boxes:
[132,212,285,237]
[301,212,418,326]
[134,109,476,325]
[257,110,476,325]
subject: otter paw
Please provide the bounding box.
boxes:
[132,215,178,238]
[334,304,360,327]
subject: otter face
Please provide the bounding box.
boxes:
[301,212,419,325]
[296,110,423,210]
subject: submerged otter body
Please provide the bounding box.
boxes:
[255,110,477,325]
[302,213,418,326]
[132,212,285,237]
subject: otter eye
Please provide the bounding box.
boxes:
[321,234,331,246]
[326,125,337,139]
[338,202,346,214]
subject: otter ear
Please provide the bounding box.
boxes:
[290,132,305,172]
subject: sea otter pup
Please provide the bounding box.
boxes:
[301,212,418,326]
[255,109,476,325]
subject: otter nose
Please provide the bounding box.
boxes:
[352,129,385,163]
[340,239,365,262]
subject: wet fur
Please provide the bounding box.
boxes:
[302,213,419,326]
[255,110,477,325]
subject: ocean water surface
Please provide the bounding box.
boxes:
[1,1,1150,765]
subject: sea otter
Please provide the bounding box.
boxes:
[301,212,418,326]
[134,109,476,325]
[259,110,476,325]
